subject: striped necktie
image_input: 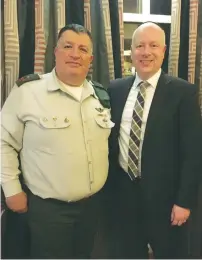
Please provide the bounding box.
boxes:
[128,81,150,179]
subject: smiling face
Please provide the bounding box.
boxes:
[131,23,166,80]
[54,30,93,86]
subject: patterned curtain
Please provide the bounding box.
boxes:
[1,0,6,106]
[169,0,202,111]
[1,0,124,106]
[169,0,202,258]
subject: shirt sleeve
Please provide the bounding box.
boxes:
[1,86,25,197]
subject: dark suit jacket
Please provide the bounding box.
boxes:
[107,72,202,213]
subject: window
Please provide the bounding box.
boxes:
[123,0,142,14]
[150,0,171,15]
[123,0,171,76]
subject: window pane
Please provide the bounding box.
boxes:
[123,0,142,14]
[150,0,171,15]
[124,23,140,76]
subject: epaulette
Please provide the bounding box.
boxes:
[90,80,110,109]
[16,74,41,87]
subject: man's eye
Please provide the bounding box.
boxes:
[64,45,72,49]
[80,48,88,53]
[136,45,143,48]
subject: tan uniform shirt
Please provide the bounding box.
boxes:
[1,69,114,202]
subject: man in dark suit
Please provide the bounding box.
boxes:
[106,22,202,259]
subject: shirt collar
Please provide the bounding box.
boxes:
[48,68,86,91]
[47,68,95,99]
[47,69,62,91]
[134,68,162,88]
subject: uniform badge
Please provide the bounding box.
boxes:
[95,107,104,113]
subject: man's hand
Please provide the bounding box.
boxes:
[171,204,190,226]
[6,192,28,213]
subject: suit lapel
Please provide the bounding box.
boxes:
[143,72,172,141]
[115,76,135,128]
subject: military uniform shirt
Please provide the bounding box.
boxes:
[1,69,114,202]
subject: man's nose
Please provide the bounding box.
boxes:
[142,46,152,56]
[69,48,80,58]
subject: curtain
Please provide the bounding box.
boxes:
[169,0,202,109]
[1,0,6,106]
[1,0,124,107]
[3,0,20,100]
[169,0,202,258]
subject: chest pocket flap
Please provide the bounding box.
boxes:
[39,116,71,129]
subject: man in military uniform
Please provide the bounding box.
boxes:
[1,24,113,259]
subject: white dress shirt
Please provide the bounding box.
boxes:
[119,69,162,173]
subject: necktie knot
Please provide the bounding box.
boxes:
[138,81,150,91]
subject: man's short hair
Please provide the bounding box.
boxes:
[58,24,93,43]
[139,21,165,33]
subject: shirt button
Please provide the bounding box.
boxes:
[88,161,92,165]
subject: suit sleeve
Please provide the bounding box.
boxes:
[1,86,25,197]
[176,84,202,209]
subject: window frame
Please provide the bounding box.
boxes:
[123,0,171,23]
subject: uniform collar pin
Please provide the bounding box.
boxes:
[95,107,104,113]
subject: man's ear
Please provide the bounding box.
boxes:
[54,47,58,56]
[130,45,133,60]
[90,55,94,63]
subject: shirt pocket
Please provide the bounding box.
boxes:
[23,115,72,155]
[39,116,71,129]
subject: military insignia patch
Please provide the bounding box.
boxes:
[16,74,41,87]
[90,80,110,109]
[95,107,104,113]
